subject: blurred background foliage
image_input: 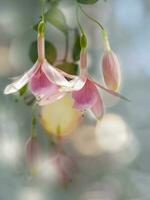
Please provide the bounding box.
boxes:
[0,0,150,199]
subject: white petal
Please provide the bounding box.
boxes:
[4,61,40,94]
[89,76,130,101]
[42,61,72,87]
[57,68,77,79]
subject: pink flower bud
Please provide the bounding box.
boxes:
[53,153,77,187]
[25,136,41,166]
[102,50,121,91]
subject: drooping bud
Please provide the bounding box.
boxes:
[25,136,41,168]
[102,50,121,92]
[53,153,77,187]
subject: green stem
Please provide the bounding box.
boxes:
[63,32,69,61]
[40,0,45,22]
[31,104,37,138]
[76,6,85,36]
[78,4,104,32]
[78,4,111,50]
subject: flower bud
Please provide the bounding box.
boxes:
[53,153,77,187]
[102,50,121,91]
[25,136,41,167]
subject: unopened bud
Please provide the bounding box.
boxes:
[53,153,77,187]
[25,136,41,167]
[102,50,121,91]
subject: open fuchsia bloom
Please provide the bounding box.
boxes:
[4,21,127,120]
[4,21,81,105]
[72,49,104,119]
[64,48,127,119]
[102,30,121,91]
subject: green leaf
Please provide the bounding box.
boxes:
[33,22,39,32]
[72,30,81,61]
[19,84,28,96]
[45,7,68,34]
[29,40,57,64]
[77,0,98,4]
[56,62,78,75]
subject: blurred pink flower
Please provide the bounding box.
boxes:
[53,152,77,186]
[25,136,41,166]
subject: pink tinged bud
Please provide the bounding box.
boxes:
[53,153,77,186]
[25,136,41,166]
[102,50,121,92]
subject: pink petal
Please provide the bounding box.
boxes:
[4,61,40,94]
[91,90,104,120]
[29,65,59,96]
[89,76,130,101]
[72,79,98,110]
[42,61,72,87]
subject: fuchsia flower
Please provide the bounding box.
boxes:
[4,22,81,104]
[4,22,128,119]
[62,49,128,119]
[71,50,104,119]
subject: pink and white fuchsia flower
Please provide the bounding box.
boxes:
[4,22,84,104]
[62,49,128,119]
[4,22,128,119]
[72,50,104,119]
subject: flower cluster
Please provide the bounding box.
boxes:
[3,4,129,186]
[4,20,127,119]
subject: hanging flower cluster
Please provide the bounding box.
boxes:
[3,0,129,186]
[4,20,127,119]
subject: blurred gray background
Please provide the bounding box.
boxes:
[0,0,150,199]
